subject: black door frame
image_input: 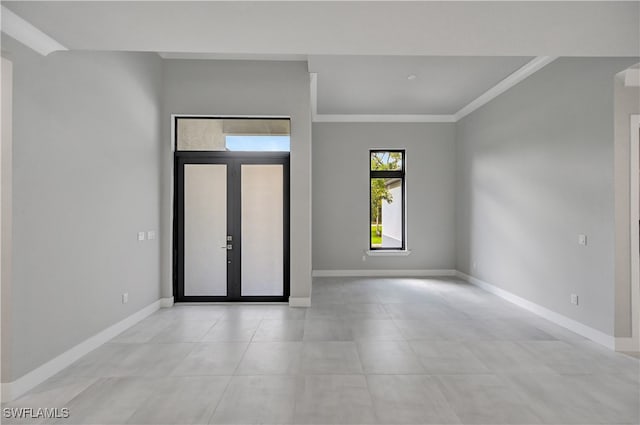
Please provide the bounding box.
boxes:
[174,151,290,302]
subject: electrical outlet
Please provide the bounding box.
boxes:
[578,234,587,246]
[122,293,129,304]
[570,294,578,305]
[147,230,156,240]
[472,262,477,271]
[362,255,366,262]
[137,232,145,241]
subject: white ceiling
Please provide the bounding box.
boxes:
[2,1,638,118]
[4,1,639,56]
[309,56,532,115]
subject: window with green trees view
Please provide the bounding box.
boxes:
[370,150,405,250]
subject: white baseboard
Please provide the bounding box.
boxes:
[312,269,457,278]
[1,299,162,402]
[615,337,640,352]
[289,297,311,307]
[455,271,616,350]
[160,296,174,308]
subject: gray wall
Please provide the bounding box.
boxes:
[614,75,640,337]
[313,123,456,270]
[456,57,638,335]
[161,60,312,300]
[1,37,163,381]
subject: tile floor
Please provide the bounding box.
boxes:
[3,277,639,424]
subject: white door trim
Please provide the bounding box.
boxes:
[1,57,13,401]
[630,114,640,350]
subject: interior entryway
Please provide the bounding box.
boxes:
[174,117,290,302]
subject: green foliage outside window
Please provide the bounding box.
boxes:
[370,152,402,239]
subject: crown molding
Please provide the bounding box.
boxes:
[1,6,67,56]
[453,56,557,121]
[313,114,456,123]
[159,52,307,61]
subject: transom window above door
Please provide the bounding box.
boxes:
[175,117,290,152]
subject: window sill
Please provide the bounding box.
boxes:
[365,249,412,257]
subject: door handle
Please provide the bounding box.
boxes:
[220,245,232,250]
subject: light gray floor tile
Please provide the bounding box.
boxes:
[261,306,307,320]
[435,374,543,424]
[253,319,305,342]
[436,319,496,341]
[506,372,639,424]
[299,342,363,374]
[10,277,640,425]
[479,318,557,341]
[305,304,345,320]
[154,306,226,322]
[589,373,640,424]
[341,289,383,305]
[200,319,261,342]
[214,306,270,321]
[393,319,446,340]
[517,340,600,374]
[311,289,346,305]
[1,377,98,425]
[569,339,640,374]
[384,302,470,322]
[209,376,297,424]
[347,319,404,341]
[444,298,535,321]
[465,340,556,374]
[524,315,589,342]
[293,375,376,424]
[111,316,173,343]
[409,340,491,374]
[53,343,194,379]
[376,288,437,305]
[171,343,248,376]
[235,342,302,375]
[340,302,389,318]
[430,279,479,296]
[126,376,230,424]
[52,377,158,424]
[3,377,97,409]
[367,374,461,424]
[114,343,196,377]
[148,320,217,343]
[303,319,353,341]
[58,343,134,377]
[357,341,424,373]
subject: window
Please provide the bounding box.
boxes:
[175,117,290,151]
[370,150,405,250]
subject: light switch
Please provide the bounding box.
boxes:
[147,231,156,240]
[578,234,587,246]
[570,294,579,305]
[138,232,145,241]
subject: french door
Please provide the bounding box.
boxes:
[176,152,289,301]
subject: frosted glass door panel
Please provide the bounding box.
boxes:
[184,164,227,296]
[241,164,283,296]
